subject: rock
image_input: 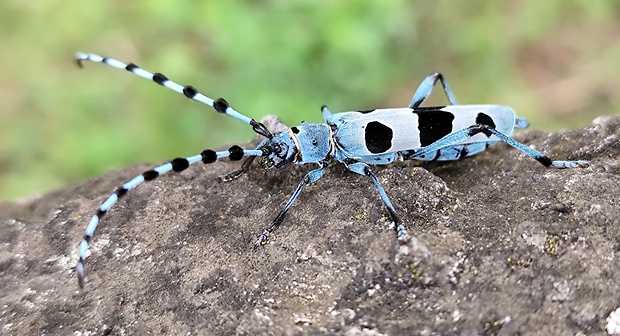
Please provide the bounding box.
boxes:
[1,116,619,335]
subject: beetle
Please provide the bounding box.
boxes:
[74,52,588,288]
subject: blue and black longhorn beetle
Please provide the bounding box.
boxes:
[74,52,588,288]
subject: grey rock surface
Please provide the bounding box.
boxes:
[1,116,619,335]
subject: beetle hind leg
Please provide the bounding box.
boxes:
[409,72,459,108]
[409,125,589,168]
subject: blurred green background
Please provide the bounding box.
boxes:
[1,1,619,200]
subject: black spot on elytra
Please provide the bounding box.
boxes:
[358,109,376,114]
[365,121,393,154]
[414,108,454,146]
[476,112,496,137]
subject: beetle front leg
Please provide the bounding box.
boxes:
[254,164,328,246]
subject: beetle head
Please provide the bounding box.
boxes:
[260,132,297,169]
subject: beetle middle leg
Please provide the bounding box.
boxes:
[345,161,409,241]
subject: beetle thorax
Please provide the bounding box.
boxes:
[287,123,333,164]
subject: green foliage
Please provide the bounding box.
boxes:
[1,1,619,200]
